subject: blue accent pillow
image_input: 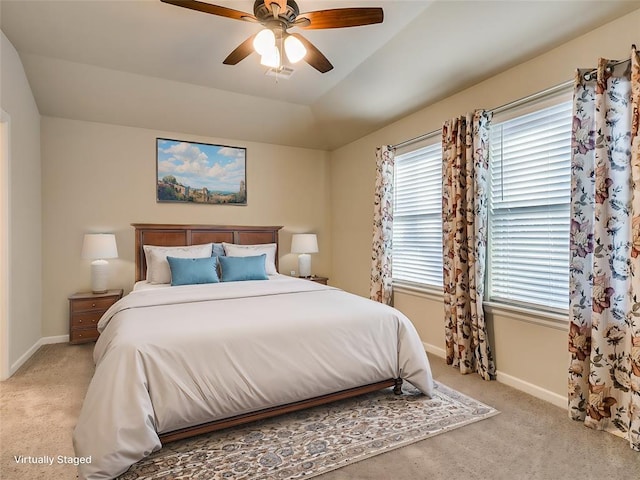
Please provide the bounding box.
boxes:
[219,254,268,282]
[167,256,220,286]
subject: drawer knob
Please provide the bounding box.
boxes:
[78,319,83,324]
[91,303,96,308]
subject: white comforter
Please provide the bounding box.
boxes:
[73,277,433,479]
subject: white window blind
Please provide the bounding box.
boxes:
[393,142,443,287]
[488,101,572,311]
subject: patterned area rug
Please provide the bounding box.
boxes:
[118,382,499,480]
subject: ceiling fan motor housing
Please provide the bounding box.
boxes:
[254,0,299,25]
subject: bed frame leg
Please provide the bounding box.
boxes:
[393,378,403,395]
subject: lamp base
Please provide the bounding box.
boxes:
[91,259,109,294]
[297,254,311,278]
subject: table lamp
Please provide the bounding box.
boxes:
[82,233,118,293]
[291,233,318,278]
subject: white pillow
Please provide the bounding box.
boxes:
[222,242,278,275]
[143,243,213,284]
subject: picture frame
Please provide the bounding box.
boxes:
[156,138,247,205]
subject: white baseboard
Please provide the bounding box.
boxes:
[496,370,567,410]
[10,338,42,376]
[423,341,446,359]
[41,334,70,345]
[422,341,567,410]
[9,334,69,376]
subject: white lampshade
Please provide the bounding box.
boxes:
[284,35,306,63]
[82,234,118,260]
[260,44,281,68]
[253,28,276,56]
[291,234,318,278]
[291,234,318,254]
[82,234,118,294]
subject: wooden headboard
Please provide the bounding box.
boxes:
[132,223,283,282]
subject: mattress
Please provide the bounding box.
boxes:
[73,276,433,479]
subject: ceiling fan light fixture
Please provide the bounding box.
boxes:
[260,44,281,68]
[284,35,306,63]
[253,28,276,56]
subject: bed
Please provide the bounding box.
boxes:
[73,223,434,480]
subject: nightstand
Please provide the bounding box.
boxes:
[301,276,328,285]
[68,289,123,344]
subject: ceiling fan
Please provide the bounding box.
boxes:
[160,0,384,73]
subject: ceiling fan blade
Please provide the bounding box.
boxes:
[290,33,333,73]
[223,34,257,65]
[297,8,383,30]
[160,0,257,22]
[265,0,288,15]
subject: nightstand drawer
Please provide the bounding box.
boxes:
[69,289,123,345]
[70,327,100,344]
[71,296,118,313]
[70,310,103,328]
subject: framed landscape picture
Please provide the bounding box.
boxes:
[156,138,247,205]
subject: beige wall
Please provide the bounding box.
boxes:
[329,9,640,403]
[0,31,42,372]
[41,117,330,337]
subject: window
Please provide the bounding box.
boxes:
[487,100,572,311]
[392,142,443,287]
[391,92,572,315]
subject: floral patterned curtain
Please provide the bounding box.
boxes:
[568,46,640,451]
[442,111,495,381]
[370,145,395,305]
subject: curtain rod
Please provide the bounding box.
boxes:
[391,80,572,150]
[391,129,439,150]
[487,52,634,114]
[581,51,634,81]
[491,79,573,115]
[392,44,636,151]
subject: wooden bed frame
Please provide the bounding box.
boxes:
[132,223,402,444]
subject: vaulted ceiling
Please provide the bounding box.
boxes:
[2,0,639,150]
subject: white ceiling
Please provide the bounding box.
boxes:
[2,0,639,150]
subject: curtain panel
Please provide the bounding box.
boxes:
[568,46,640,451]
[370,145,395,305]
[442,110,495,381]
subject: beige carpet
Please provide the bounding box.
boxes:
[1,343,639,480]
